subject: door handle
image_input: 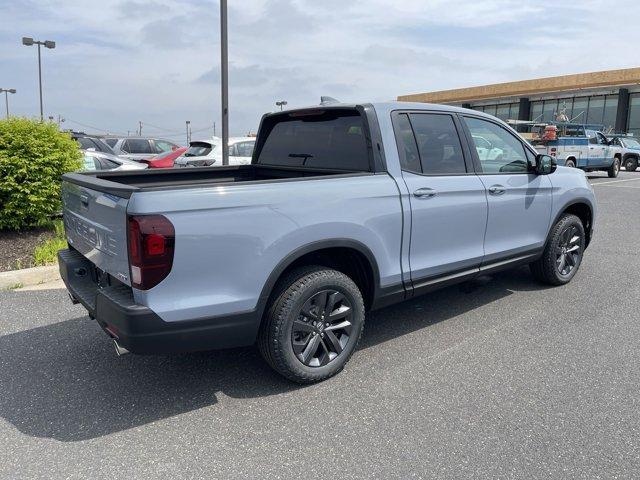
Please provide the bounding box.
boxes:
[80,193,89,206]
[413,188,437,198]
[488,185,506,196]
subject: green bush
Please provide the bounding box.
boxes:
[0,118,82,230]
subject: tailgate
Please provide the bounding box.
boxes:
[61,180,131,285]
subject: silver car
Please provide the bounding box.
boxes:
[105,137,180,162]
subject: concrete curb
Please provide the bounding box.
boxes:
[0,264,60,290]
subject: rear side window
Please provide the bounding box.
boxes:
[155,140,176,153]
[394,113,421,173]
[256,110,370,171]
[123,139,153,154]
[234,141,255,157]
[409,113,466,174]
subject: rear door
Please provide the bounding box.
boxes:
[392,111,487,285]
[462,115,552,262]
[62,181,131,285]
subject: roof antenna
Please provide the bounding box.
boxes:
[320,96,340,105]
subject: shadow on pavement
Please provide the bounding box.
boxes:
[0,266,546,442]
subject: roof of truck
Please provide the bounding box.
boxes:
[275,101,493,119]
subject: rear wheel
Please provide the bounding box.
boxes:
[565,158,576,168]
[530,214,585,286]
[258,266,365,383]
[625,157,638,172]
[608,157,621,178]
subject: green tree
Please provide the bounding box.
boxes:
[0,118,82,230]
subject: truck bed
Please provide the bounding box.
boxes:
[62,164,365,198]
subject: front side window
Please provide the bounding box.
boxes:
[123,139,153,154]
[586,131,598,145]
[465,117,529,173]
[104,138,117,148]
[596,132,608,145]
[409,113,466,174]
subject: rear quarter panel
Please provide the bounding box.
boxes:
[127,174,403,322]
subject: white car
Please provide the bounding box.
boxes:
[174,137,256,167]
[81,150,148,172]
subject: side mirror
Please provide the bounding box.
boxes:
[535,154,556,175]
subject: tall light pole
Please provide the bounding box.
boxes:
[220,0,229,166]
[22,37,55,122]
[276,100,288,111]
[185,120,191,144]
[0,88,16,119]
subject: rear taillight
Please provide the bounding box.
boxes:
[127,215,175,290]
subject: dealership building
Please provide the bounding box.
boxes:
[398,67,640,136]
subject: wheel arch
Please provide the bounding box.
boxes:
[553,200,594,248]
[256,239,382,319]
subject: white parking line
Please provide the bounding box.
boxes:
[590,177,640,186]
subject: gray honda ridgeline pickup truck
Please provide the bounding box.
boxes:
[59,102,596,383]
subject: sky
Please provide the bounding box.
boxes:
[1,0,639,143]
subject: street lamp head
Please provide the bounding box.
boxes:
[44,40,56,49]
[22,36,34,46]
[9,89,16,94]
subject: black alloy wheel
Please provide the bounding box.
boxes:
[292,289,353,367]
[555,224,582,277]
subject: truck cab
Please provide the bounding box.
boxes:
[517,122,622,177]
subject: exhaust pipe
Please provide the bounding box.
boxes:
[113,339,130,356]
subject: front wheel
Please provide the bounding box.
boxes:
[530,214,585,286]
[608,158,621,178]
[258,266,365,383]
[625,157,638,172]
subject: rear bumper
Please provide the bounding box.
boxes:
[58,248,260,354]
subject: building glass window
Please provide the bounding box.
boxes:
[496,104,510,121]
[602,95,618,131]
[509,102,520,120]
[484,104,497,117]
[586,96,605,125]
[556,98,573,121]
[530,101,543,121]
[542,100,558,122]
[571,97,589,124]
[628,93,640,136]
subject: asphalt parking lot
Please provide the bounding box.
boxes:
[1,172,639,479]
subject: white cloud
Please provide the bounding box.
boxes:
[1,0,638,140]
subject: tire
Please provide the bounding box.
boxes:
[565,159,576,168]
[625,157,638,172]
[530,214,585,286]
[258,266,365,383]
[608,157,621,178]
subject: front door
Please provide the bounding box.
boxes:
[392,112,488,286]
[463,116,553,263]
[587,130,605,167]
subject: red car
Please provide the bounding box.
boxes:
[142,147,187,168]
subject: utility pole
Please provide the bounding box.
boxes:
[138,121,142,136]
[220,0,229,165]
[185,120,191,144]
[0,88,16,119]
[22,37,55,122]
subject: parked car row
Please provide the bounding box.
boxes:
[70,131,257,172]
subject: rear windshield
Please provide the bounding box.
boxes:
[256,110,370,171]
[184,142,214,157]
